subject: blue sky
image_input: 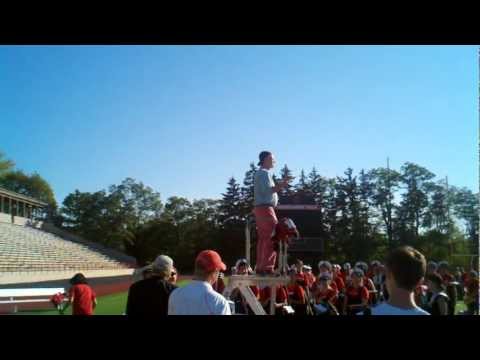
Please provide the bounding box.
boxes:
[0,45,477,205]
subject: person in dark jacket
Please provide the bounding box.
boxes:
[424,273,450,315]
[126,255,178,318]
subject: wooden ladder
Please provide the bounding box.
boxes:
[224,275,290,315]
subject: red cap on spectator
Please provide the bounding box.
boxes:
[195,250,227,272]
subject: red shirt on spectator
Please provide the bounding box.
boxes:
[295,272,308,287]
[260,286,288,304]
[333,276,345,292]
[304,273,316,289]
[287,284,306,303]
[68,284,96,315]
[345,285,369,305]
[250,285,260,298]
[314,286,338,304]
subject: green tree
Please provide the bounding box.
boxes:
[279,164,295,194]
[423,180,449,232]
[0,170,57,218]
[333,168,377,262]
[61,178,163,251]
[293,169,315,204]
[451,187,479,253]
[61,190,110,241]
[308,167,328,207]
[109,177,163,226]
[240,162,257,217]
[398,162,435,239]
[369,167,401,248]
[219,177,242,225]
[123,220,178,266]
[0,151,14,175]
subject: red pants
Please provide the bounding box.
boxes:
[254,206,278,272]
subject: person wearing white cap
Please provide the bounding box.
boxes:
[230,259,260,314]
[302,265,316,290]
[126,255,178,318]
[168,250,232,315]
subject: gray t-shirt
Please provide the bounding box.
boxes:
[254,168,278,207]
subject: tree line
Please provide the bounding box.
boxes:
[1,150,478,271]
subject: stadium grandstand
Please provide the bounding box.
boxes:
[0,187,137,313]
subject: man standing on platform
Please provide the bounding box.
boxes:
[254,151,291,274]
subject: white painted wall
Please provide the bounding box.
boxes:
[13,217,28,226]
[0,213,10,224]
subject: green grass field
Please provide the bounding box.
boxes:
[16,278,468,315]
[17,280,191,316]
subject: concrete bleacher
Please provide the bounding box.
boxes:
[0,222,135,274]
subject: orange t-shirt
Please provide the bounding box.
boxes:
[69,284,96,315]
[287,284,306,303]
[333,276,345,292]
[305,273,316,289]
[260,286,288,304]
[345,285,369,305]
[295,272,308,287]
[315,286,338,304]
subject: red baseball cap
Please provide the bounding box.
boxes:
[195,250,226,272]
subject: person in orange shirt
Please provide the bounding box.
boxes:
[355,261,377,305]
[303,265,316,290]
[286,270,307,315]
[343,269,369,315]
[294,259,308,288]
[64,273,97,316]
[332,264,346,292]
[259,285,289,315]
[330,264,346,308]
[341,262,352,286]
[230,259,260,315]
[313,273,338,304]
[312,273,339,315]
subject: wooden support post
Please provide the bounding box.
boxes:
[270,285,276,315]
[245,220,251,266]
[224,275,290,316]
[238,286,266,315]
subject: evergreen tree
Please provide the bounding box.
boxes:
[295,169,308,191]
[423,180,449,232]
[0,151,14,175]
[451,187,479,253]
[278,164,295,203]
[219,177,242,225]
[369,167,401,248]
[240,162,257,216]
[294,169,314,204]
[320,178,338,258]
[398,162,435,238]
[307,167,328,207]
